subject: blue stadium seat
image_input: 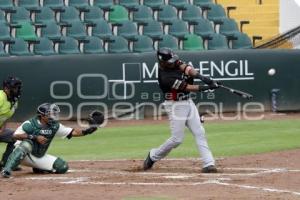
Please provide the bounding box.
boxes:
[9,38,34,56]
[207,33,229,50]
[34,37,57,55]
[91,19,113,40]
[169,19,189,38]
[143,20,163,40]
[133,35,154,53]
[107,36,129,53]
[35,7,56,24]
[158,34,178,50]
[59,36,80,54]
[83,36,105,54]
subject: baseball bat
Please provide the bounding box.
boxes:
[219,85,253,100]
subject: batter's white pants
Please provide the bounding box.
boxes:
[150,99,215,168]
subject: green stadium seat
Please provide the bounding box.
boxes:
[107,36,129,53]
[0,10,6,23]
[219,18,240,37]
[132,5,153,24]
[11,7,31,24]
[207,4,227,23]
[183,33,204,51]
[43,0,64,10]
[158,5,177,25]
[94,0,113,11]
[83,6,103,23]
[119,0,139,10]
[0,0,14,11]
[0,41,8,56]
[15,21,38,41]
[169,0,189,10]
[117,20,138,41]
[59,36,80,54]
[182,4,202,24]
[158,34,178,50]
[91,19,113,40]
[207,33,228,50]
[60,6,80,23]
[0,22,11,41]
[66,21,87,39]
[133,35,154,53]
[108,5,128,24]
[69,0,90,9]
[18,0,40,11]
[40,21,62,40]
[143,20,163,40]
[194,0,214,8]
[83,36,105,54]
[169,19,189,38]
[194,18,214,38]
[144,0,164,10]
[231,33,252,49]
[9,38,34,56]
[35,7,56,24]
[34,37,57,55]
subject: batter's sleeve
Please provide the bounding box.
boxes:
[55,123,73,139]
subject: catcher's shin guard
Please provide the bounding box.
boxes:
[53,157,69,174]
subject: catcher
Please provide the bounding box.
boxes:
[1,103,104,178]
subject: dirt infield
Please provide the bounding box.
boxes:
[1,149,300,200]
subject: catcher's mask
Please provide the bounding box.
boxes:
[3,76,22,103]
[157,48,179,69]
[37,103,60,125]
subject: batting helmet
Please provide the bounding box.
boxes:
[157,48,179,64]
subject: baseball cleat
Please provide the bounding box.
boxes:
[1,170,11,178]
[143,152,155,170]
[201,165,217,173]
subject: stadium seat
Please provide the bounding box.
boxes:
[69,0,90,9]
[107,36,129,53]
[0,41,8,56]
[169,19,189,38]
[117,20,138,41]
[207,33,228,50]
[207,4,227,23]
[132,5,153,24]
[169,0,189,10]
[108,5,128,23]
[34,37,57,55]
[144,0,164,10]
[219,18,240,37]
[133,35,154,53]
[158,5,177,25]
[9,38,34,56]
[91,19,113,40]
[0,0,14,11]
[94,0,113,11]
[43,0,64,10]
[58,36,80,54]
[194,0,214,8]
[40,21,62,40]
[83,6,103,23]
[35,7,56,24]
[0,22,12,41]
[60,6,80,23]
[83,36,105,54]
[119,0,139,10]
[183,33,204,51]
[143,20,163,40]
[157,34,178,50]
[15,21,38,41]
[231,32,253,49]
[11,7,31,24]
[18,0,40,11]
[66,21,87,39]
[182,4,202,24]
[194,18,214,38]
[0,10,6,23]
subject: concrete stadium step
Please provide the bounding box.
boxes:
[217,0,278,5]
[230,12,278,20]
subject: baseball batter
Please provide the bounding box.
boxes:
[143,48,219,173]
[1,103,102,178]
[0,77,22,170]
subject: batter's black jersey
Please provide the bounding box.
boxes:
[158,61,193,101]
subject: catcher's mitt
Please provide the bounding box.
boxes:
[88,111,104,127]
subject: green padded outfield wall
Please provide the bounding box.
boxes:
[0,49,299,121]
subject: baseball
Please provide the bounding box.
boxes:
[268,68,276,76]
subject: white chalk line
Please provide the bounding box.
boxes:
[71,158,224,162]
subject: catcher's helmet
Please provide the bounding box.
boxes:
[37,103,60,123]
[3,76,22,102]
[157,48,179,64]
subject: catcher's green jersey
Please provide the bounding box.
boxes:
[0,90,18,128]
[14,117,73,158]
